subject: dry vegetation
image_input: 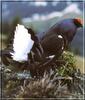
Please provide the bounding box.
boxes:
[0,51,84,99]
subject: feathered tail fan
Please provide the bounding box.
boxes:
[10,24,34,62]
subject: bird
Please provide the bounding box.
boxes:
[40,18,83,57]
[1,18,83,72]
[1,24,44,67]
[0,18,83,78]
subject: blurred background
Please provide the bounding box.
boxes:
[0,0,84,72]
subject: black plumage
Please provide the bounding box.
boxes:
[41,34,64,57]
[1,27,43,66]
[27,28,44,62]
[0,18,83,75]
[40,18,83,57]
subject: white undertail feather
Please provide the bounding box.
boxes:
[10,24,34,61]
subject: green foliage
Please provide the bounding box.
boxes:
[1,21,10,35]
[57,51,76,77]
[2,16,22,45]
[10,16,22,33]
[2,51,84,99]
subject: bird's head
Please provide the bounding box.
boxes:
[73,18,83,28]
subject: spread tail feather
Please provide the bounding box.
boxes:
[11,24,34,61]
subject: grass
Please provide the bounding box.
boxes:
[75,55,85,73]
[0,34,7,49]
[2,51,85,99]
[0,33,84,99]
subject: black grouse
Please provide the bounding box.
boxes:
[40,18,83,57]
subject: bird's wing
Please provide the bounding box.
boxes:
[41,34,64,56]
[10,24,34,62]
